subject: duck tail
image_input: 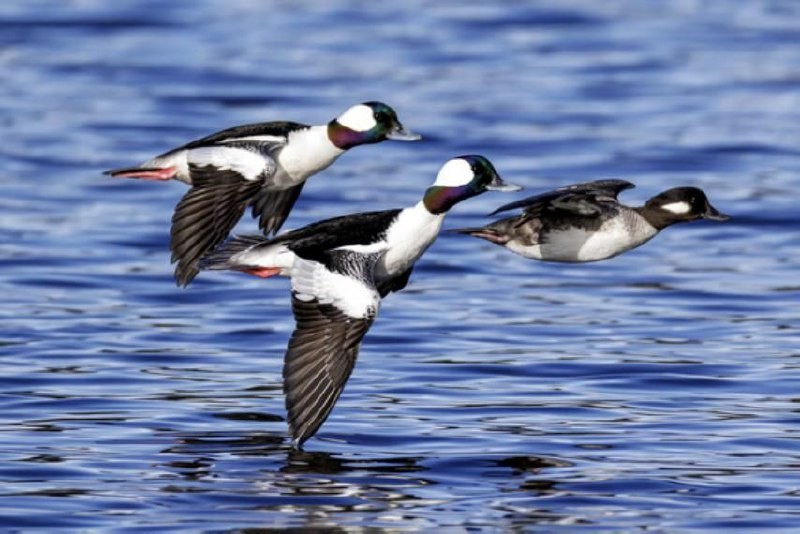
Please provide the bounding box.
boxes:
[198,234,270,271]
[104,166,178,181]
[449,226,509,245]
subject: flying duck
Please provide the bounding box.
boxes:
[105,102,420,286]
[200,155,521,447]
[453,179,730,262]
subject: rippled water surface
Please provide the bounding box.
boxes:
[2,1,800,530]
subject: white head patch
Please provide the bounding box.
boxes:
[433,158,474,187]
[336,104,377,132]
[660,201,691,215]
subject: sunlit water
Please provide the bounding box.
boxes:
[1,1,799,530]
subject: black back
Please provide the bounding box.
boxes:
[492,179,634,216]
[273,209,403,261]
[154,121,310,158]
[484,179,635,238]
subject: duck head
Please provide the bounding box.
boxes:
[423,155,522,215]
[328,101,421,149]
[644,186,731,229]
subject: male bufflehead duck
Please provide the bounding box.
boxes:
[453,179,730,262]
[200,156,520,448]
[105,102,420,286]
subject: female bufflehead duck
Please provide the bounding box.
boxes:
[200,156,520,448]
[105,102,420,286]
[454,179,730,262]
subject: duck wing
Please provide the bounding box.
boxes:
[170,165,263,286]
[489,179,635,229]
[283,252,383,448]
[180,120,315,237]
[490,179,635,218]
[250,182,306,236]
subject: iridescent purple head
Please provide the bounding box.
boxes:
[423,156,522,215]
[327,102,421,150]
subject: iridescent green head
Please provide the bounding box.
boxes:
[327,101,421,150]
[423,155,522,215]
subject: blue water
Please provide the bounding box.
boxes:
[1,0,799,530]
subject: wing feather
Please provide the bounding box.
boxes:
[283,297,374,447]
[251,183,306,236]
[491,179,635,217]
[282,254,382,447]
[170,165,261,286]
[176,121,307,151]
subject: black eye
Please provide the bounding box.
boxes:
[374,110,391,124]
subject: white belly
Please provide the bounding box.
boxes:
[509,218,657,262]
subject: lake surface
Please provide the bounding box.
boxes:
[1,0,799,530]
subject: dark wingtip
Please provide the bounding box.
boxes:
[173,263,199,287]
[489,200,522,216]
[257,215,285,236]
[252,184,305,237]
[289,429,311,449]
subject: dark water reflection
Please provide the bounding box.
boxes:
[2,0,800,530]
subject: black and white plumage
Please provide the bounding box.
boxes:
[200,155,521,447]
[283,253,381,445]
[453,179,730,262]
[105,102,420,286]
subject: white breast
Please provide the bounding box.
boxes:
[509,213,657,262]
[376,202,444,280]
[277,125,345,183]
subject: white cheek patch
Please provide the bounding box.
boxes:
[661,201,692,215]
[433,158,474,187]
[336,104,377,132]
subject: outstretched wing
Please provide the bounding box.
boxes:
[283,253,382,448]
[170,165,262,286]
[284,297,374,448]
[491,179,635,219]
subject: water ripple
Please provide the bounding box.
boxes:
[1,0,799,530]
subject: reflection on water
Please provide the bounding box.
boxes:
[1,0,800,530]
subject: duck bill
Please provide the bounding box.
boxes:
[486,176,523,192]
[386,123,422,141]
[703,203,731,221]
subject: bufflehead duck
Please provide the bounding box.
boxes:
[200,156,520,447]
[105,102,420,286]
[453,179,730,262]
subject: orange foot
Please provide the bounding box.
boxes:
[241,267,282,279]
